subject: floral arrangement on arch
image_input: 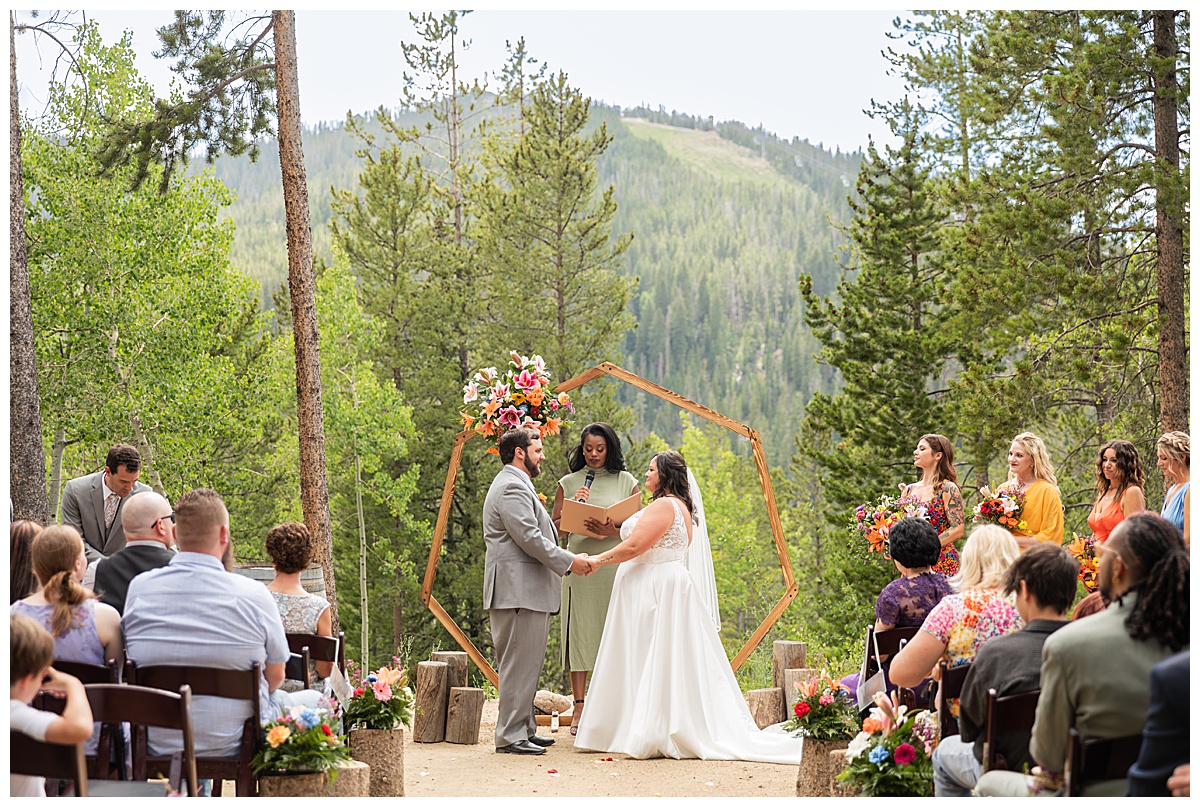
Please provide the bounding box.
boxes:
[853,488,931,554]
[1065,533,1099,592]
[972,486,1027,532]
[781,671,858,740]
[342,662,414,731]
[838,691,936,797]
[460,352,575,454]
[250,704,352,780]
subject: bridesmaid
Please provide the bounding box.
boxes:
[996,432,1064,550]
[551,422,639,735]
[1086,439,1147,542]
[903,433,964,576]
[1157,431,1190,545]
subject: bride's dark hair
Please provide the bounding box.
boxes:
[651,451,695,521]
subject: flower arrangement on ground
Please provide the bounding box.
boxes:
[972,486,1027,532]
[251,705,352,781]
[838,691,936,797]
[1065,533,1099,592]
[854,489,931,554]
[460,352,575,453]
[342,663,414,731]
[782,671,859,740]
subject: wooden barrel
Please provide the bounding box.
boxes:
[233,562,326,597]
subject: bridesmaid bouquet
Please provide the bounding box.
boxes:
[853,489,930,554]
[460,352,575,454]
[972,487,1027,532]
[782,671,858,740]
[839,691,935,796]
[1065,534,1099,592]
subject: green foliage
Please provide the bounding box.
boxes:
[839,704,936,796]
[251,709,351,778]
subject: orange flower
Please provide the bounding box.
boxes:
[483,399,501,418]
[796,675,821,699]
[543,418,562,436]
[526,387,545,407]
[459,411,475,429]
[486,446,500,456]
[862,718,883,734]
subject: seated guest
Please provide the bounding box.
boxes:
[88,491,176,613]
[932,543,1077,796]
[1127,650,1189,796]
[839,517,952,696]
[264,522,333,692]
[888,525,1023,714]
[10,613,94,798]
[123,488,299,759]
[10,520,41,603]
[11,525,124,755]
[975,512,1189,796]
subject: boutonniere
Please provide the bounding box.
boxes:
[537,493,547,505]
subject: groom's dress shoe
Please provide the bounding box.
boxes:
[496,739,546,755]
[526,735,555,748]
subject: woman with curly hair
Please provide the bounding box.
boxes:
[265,522,333,692]
[903,433,965,576]
[996,432,1064,550]
[1087,439,1147,543]
[1157,431,1189,545]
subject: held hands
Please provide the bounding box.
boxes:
[570,553,594,576]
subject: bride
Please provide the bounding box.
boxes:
[574,451,802,764]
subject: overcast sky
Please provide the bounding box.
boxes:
[14,5,911,153]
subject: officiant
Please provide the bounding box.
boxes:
[551,423,640,736]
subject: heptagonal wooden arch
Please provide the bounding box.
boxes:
[420,361,799,686]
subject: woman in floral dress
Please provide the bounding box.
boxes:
[903,433,965,576]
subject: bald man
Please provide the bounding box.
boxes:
[88,491,176,614]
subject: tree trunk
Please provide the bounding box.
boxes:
[272,10,338,629]
[48,428,73,521]
[1153,10,1187,431]
[9,14,50,525]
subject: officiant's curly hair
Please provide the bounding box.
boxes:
[651,451,696,522]
[567,422,627,474]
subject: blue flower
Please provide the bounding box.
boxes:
[366,674,378,683]
[868,745,890,765]
[296,708,320,731]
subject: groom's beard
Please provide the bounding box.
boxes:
[524,456,541,479]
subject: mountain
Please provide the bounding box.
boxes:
[200,104,861,466]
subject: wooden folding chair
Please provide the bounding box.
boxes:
[981,687,1040,772]
[126,661,263,797]
[10,732,171,797]
[1064,726,1144,796]
[33,659,126,781]
[86,683,199,797]
[284,647,313,691]
[286,630,345,677]
[857,625,921,713]
[936,660,972,738]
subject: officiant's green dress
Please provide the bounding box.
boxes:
[558,467,639,671]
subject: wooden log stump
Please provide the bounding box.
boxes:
[781,667,817,717]
[795,738,851,797]
[746,687,784,729]
[431,650,469,690]
[445,686,485,744]
[829,748,857,797]
[348,728,404,797]
[258,760,370,797]
[773,640,807,690]
[413,660,449,743]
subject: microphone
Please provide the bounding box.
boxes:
[578,470,596,501]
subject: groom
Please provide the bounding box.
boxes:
[484,428,592,755]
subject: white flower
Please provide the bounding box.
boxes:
[846,732,872,759]
[462,383,480,404]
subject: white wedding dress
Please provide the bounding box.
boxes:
[574,498,803,763]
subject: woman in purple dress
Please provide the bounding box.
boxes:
[841,517,953,695]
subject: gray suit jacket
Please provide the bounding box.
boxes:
[61,470,151,563]
[482,465,574,613]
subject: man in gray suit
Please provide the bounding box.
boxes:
[61,444,151,564]
[484,428,592,756]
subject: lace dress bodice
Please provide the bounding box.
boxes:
[621,498,689,564]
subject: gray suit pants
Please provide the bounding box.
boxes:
[489,607,550,748]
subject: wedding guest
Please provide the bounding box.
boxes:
[839,517,952,696]
[550,423,639,736]
[264,521,333,692]
[1157,431,1189,545]
[10,613,94,798]
[1127,650,1190,796]
[931,543,1076,796]
[975,512,1188,796]
[1087,439,1146,542]
[903,434,965,576]
[996,432,1064,549]
[10,520,41,603]
[888,525,1023,715]
[90,491,176,614]
[11,525,123,754]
